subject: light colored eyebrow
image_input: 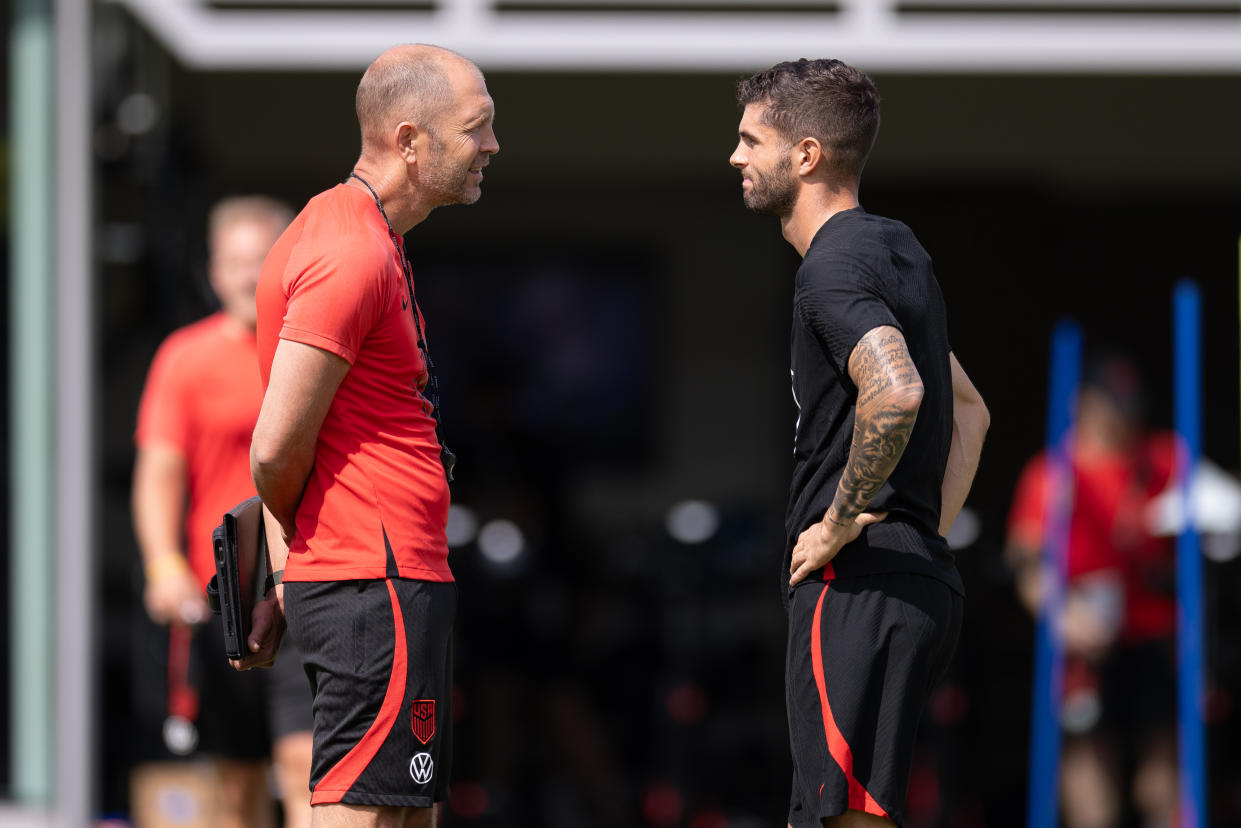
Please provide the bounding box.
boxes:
[463,106,494,128]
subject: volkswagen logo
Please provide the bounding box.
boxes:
[409,752,434,785]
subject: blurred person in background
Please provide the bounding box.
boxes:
[730,58,989,827]
[132,195,314,828]
[1007,354,1177,828]
[242,44,498,828]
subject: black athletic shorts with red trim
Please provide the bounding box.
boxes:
[284,577,456,808]
[196,613,315,756]
[786,568,962,828]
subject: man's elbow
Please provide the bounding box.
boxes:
[956,386,990,437]
[972,393,991,436]
[250,434,284,489]
[897,381,925,417]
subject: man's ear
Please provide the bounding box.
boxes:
[795,137,824,177]
[395,122,420,164]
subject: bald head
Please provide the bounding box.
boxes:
[356,44,478,150]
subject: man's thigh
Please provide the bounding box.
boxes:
[195,613,271,760]
[267,628,315,743]
[287,578,457,809]
[785,572,962,828]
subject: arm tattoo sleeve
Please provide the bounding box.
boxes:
[828,326,924,525]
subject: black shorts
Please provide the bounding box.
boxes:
[284,578,456,808]
[786,572,962,828]
[194,613,316,758]
[130,609,314,763]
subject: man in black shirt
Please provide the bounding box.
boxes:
[730,59,989,827]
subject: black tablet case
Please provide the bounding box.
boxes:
[207,495,267,660]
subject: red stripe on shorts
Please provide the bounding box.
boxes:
[810,578,890,820]
[312,580,409,804]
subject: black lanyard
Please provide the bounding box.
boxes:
[348,172,456,482]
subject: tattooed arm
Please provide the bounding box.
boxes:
[830,326,924,523]
[789,325,923,585]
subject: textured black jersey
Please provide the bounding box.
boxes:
[786,207,964,598]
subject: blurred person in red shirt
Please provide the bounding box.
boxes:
[133,196,314,828]
[1007,354,1177,828]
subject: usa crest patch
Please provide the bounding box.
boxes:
[411,699,436,745]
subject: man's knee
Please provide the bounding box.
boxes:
[272,732,313,787]
[310,803,435,828]
[214,759,269,807]
[402,806,435,828]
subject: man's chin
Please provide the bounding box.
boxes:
[743,189,795,218]
[427,192,481,212]
[443,182,483,207]
[744,198,785,218]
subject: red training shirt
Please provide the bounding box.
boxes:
[255,184,452,583]
[1007,433,1177,642]
[135,313,263,586]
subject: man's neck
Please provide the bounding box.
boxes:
[780,182,860,258]
[348,160,430,234]
[220,311,256,339]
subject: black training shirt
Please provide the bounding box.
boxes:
[785,207,964,599]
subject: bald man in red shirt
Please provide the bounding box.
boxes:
[240,45,499,828]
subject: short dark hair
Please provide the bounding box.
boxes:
[355,45,459,147]
[737,58,880,183]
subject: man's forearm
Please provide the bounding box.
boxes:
[938,353,989,537]
[828,386,922,525]
[939,408,987,536]
[251,448,312,542]
[829,327,924,526]
[132,446,189,570]
[260,501,291,609]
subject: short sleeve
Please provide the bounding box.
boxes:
[794,252,899,378]
[279,246,390,365]
[134,335,192,453]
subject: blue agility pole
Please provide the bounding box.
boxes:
[1027,319,1081,828]
[1174,280,1207,828]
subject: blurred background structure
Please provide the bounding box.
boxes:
[5,1,1241,826]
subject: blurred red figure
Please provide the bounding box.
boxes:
[1007,355,1177,828]
[133,196,314,828]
